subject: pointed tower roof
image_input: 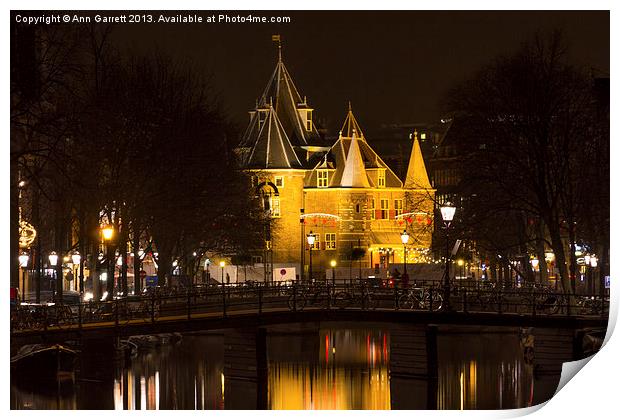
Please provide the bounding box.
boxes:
[339,102,366,141]
[257,50,322,146]
[340,131,371,188]
[244,106,302,169]
[307,106,403,188]
[404,130,432,189]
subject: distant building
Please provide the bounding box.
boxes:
[235,51,435,279]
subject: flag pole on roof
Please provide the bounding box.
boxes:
[272,34,282,61]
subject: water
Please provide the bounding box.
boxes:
[10,323,570,410]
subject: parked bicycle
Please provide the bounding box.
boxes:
[397,287,443,311]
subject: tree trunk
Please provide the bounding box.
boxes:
[132,222,141,295]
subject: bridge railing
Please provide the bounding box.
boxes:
[10,282,609,333]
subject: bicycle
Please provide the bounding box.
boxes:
[287,284,331,311]
[332,283,377,310]
[397,287,443,311]
[576,296,603,315]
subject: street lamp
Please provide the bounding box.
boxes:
[48,251,59,301]
[307,231,316,282]
[330,260,337,287]
[19,252,29,302]
[400,230,409,276]
[220,261,226,285]
[71,251,81,293]
[102,225,114,241]
[440,203,456,311]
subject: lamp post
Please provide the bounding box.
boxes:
[100,225,115,300]
[71,251,81,293]
[220,261,226,285]
[440,203,456,311]
[400,230,409,276]
[307,231,315,282]
[330,260,337,287]
[19,252,29,302]
[48,251,59,302]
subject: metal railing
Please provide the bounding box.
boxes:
[10,281,609,333]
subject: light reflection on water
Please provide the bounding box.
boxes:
[11,324,562,410]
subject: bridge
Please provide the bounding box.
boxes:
[11,282,609,347]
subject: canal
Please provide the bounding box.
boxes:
[10,322,573,410]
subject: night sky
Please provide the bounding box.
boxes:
[108,10,609,137]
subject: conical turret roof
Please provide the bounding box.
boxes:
[340,130,371,188]
[244,105,302,169]
[257,55,322,146]
[404,130,432,189]
[339,102,366,141]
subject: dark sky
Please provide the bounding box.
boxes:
[110,10,609,137]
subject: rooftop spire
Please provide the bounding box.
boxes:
[272,34,282,62]
[340,131,371,188]
[404,130,432,190]
[340,103,365,141]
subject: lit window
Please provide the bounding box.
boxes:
[317,170,329,188]
[420,133,426,140]
[275,176,284,188]
[378,170,386,188]
[380,199,389,219]
[325,233,337,250]
[394,199,403,217]
[271,196,281,218]
[311,233,321,250]
[370,198,375,220]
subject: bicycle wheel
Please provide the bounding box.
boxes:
[333,291,351,309]
[422,291,443,311]
[397,294,414,310]
[364,294,378,310]
[288,293,306,311]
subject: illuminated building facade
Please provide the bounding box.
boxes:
[236,50,435,277]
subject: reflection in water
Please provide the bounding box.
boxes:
[11,324,564,410]
[436,332,534,410]
[269,329,390,409]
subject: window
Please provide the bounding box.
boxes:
[258,111,267,129]
[274,176,284,188]
[394,199,403,217]
[380,199,389,219]
[252,256,263,264]
[355,204,360,213]
[306,111,312,131]
[370,198,375,220]
[317,170,329,188]
[420,133,426,140]
[311,233,321,250]
[325,233,337,250]
[378,170,386,188]
[271,196,281,218]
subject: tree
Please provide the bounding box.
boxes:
[443,31,608,293]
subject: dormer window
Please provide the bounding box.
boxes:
[317,170,329,188]
[378,170,386,188]
[306,110,312,131]
[258,110,267,129]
